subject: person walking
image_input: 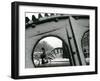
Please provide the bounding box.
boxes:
[40,48,47,64]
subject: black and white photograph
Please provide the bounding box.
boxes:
[11,1,97,79]
[25,13,90,68]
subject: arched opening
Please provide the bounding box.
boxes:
[32,36,72,67]
[81,30,89,65]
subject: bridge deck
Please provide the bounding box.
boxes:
[36,58,70,67]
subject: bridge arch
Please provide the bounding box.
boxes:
[31,35,72,67]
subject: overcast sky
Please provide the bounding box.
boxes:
[26,13,52,20]
[25,12,61,20]
[40,37,62,48]
[26,13,39,19]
